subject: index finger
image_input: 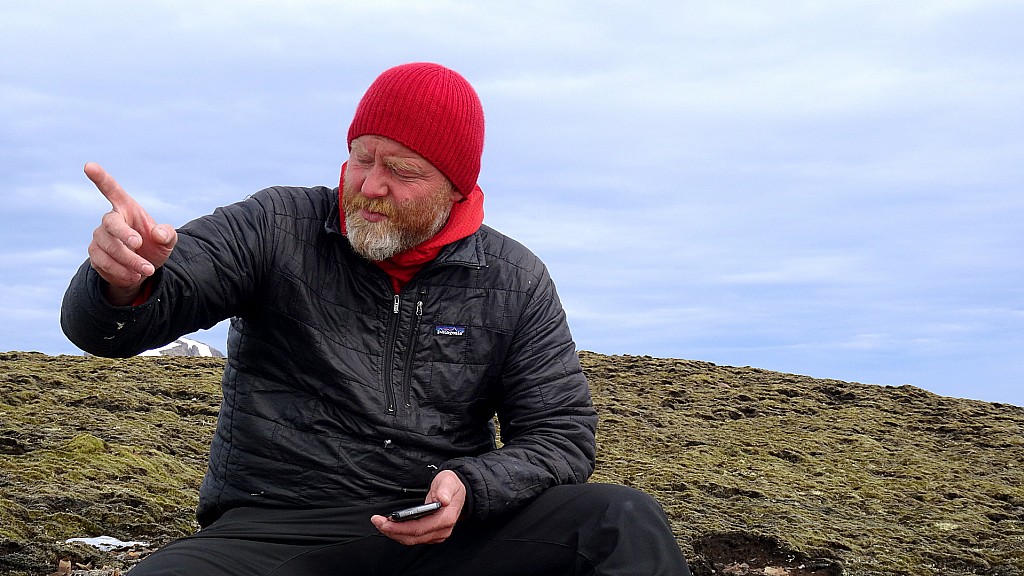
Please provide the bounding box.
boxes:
[84,162,135,213]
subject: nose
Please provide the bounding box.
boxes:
[359,162,389,198]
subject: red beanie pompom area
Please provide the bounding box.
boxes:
[346,63,485,197]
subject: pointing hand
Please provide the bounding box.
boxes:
[84,162,177,305]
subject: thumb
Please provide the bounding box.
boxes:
[431,490,451,507]
[145,224,178,271]
[429,470,464,506]
[152,224,177,248]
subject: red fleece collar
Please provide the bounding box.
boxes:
[338,163,485,293]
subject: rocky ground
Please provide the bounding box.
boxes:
[1,351,1022,576]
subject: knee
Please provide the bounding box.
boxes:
[561,484,688,573]
[589,483,669,522]
[551,483,671,528]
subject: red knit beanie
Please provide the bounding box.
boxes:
[347,63,485,196]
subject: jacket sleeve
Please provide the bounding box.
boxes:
[61,190,275,357]
[441,264,598,520]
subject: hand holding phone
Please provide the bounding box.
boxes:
[387,501,441,522]
[371,471,464,546]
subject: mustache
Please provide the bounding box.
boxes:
[344,193,395,219]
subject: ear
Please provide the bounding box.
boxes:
[448,187,464,203]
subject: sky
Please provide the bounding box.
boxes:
[2,1,1022,406]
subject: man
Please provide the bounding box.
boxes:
[62,63,691,575]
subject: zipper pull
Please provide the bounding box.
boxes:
[415,300,423,316]
[393,295,400,313]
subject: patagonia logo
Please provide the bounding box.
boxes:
[435,325,467,337]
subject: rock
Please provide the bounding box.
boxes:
[138,337,223,358]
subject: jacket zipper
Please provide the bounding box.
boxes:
[401,291,426,409]
[369,238,481,416]
[382,294,401,414]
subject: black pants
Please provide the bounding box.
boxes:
[129,483,691,575]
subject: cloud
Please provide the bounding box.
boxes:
[0,248,79,268]
[11,179,206,224]
[0,1,1021,405]
[0,280,67,341]
[715,255,872,285]
[10,183,107,212]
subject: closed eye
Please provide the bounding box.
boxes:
[385,159,424,180]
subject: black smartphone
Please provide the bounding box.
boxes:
[387,501,442,522]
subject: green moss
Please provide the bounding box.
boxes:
[2,351,1023,576]
[583,352,1024,576]
[1,353,219,575]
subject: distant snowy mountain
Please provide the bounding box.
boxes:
[139,337,224,358]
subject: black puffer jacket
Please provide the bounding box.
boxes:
[61,186,597,526]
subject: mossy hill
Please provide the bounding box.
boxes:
[1,351,1022,576]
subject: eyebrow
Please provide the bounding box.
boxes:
[349,141,369,156]
[350,142,428,176]
[383,156,425,175]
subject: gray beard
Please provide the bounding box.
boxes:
[345,207,451,261]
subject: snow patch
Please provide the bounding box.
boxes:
[65,536,149,552]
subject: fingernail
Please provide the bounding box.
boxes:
[141,263,155,276]
[154,228,167,242]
